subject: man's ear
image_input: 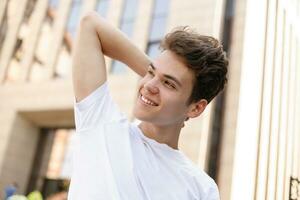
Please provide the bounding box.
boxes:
[187,99,208,118]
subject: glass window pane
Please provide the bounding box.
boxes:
[49,0,60,9]
[225,0,234,17]
[147,42,161,59]
[96,0,110,18]
[149,16,167,41]
[120,21,134,37]
[67,0,82,37]
[123,0,138,20]
[110,60,127,74]
[153,0,170,16]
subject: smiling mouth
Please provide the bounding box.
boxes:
[139,94,159,106]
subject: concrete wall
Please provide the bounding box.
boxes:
[0,80,74,194]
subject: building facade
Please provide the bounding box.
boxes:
[0,0,299,199]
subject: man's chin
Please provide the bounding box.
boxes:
[133,112,148,122]
[133,109,153,123]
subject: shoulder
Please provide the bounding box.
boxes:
[181,159,220,199]
[192,167,220,199]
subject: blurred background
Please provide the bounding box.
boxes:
[0,0,299,199]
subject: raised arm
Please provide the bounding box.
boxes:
[72,11,150,102]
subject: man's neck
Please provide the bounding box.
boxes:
[138,121,182,150]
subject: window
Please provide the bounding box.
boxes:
[147,42,160,59]
[110,0,139,74]
[47,0,59,25]
[96,0,110,18]
[146,0,170,59]
[149,17,167,41]
[49,0,59,9]
[120,21,134,36]
[152,0,170,16]
[66,0,82,38]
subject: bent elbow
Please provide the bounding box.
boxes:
[79,11,101,28]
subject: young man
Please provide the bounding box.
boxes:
[68,11,228,200]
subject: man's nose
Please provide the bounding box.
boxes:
[144,78,159,94]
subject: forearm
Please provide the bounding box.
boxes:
[84,11,150,76]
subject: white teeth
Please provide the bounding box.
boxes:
[141,95,156,106]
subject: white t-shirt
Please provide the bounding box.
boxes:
[68,82,220,200]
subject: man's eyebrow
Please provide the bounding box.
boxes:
[149,63,182,87]
[149,63,156,70]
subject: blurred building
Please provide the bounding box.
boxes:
[0,0,299,199]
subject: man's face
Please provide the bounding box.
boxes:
[133,50,195,126]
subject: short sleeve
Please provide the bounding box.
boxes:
[73,82,125,131]
[203,180,220,200]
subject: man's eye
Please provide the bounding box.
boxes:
[164,80,175,89]
[147,70,154,76]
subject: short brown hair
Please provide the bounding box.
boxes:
[160,26,228,104]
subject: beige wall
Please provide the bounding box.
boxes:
[0,113,39,193]
[0,80,74,194]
